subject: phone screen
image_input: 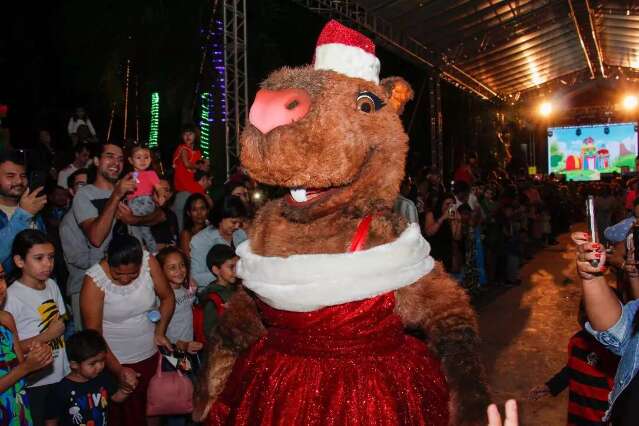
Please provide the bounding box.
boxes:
[29,170,47,192]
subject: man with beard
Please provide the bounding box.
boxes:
[71,142,165,271]
[0,150,47,273]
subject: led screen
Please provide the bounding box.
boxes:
[547,122,638,181]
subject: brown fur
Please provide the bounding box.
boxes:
[197,63,489,425]
[192,289,265,422]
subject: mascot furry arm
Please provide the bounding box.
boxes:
[194,20,489,426]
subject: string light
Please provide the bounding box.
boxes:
[197,19,226,160]
[123,59,131,140]
[149,92,160,148]
[200,92,211,158]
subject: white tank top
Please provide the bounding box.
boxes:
[86,252,157,364]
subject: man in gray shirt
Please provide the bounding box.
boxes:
[63,142,165,329]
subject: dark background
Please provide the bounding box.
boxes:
[0,0,526,179]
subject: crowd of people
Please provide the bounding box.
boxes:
[397,154,576,296]
[0,115,266,425]
[4,106,639,425]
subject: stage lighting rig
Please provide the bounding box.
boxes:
[623,95,638,111]
[539,101,552,117]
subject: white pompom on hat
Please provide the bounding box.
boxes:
[313,20,381,84]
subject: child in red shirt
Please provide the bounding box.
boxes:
[172,124,203,193]
[530,304,618,425]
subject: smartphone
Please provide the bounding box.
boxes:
[28,170,47,193]
[585,195,599,267]
[448,206,456,219]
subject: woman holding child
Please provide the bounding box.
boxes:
[80,235,175,426]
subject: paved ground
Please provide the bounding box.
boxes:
[477,227,589,425]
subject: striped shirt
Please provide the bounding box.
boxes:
[546,330,619,425]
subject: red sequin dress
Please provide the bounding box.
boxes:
[208,292,450,425]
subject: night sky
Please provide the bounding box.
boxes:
[1,0,497,176]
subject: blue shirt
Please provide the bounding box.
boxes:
[0,206,45,274]
[586,299,639,421]
[604,217,635,243]
[190,227,247,288]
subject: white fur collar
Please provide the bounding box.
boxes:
[236,224,434,312]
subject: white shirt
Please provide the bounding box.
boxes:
[5,279,69,387]
[67,118,96,136]
[57,164,78,189]
[86,252,157,364]
[0,204,17,220]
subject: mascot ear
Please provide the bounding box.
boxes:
[381,77,414,115]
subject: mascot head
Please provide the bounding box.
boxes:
[241,20,413,222]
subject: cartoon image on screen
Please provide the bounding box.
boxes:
[548,122,638,181]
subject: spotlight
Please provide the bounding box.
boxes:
[623,95,638,110]
[539,101,552,117]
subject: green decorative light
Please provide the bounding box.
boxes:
[149,92,160,148]
[200,92,211,159]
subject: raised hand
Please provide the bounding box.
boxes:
[114,173,137,199]
[487,400,518,426]
[572,232,606,280]
[19,187,47,215]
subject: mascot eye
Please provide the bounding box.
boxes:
[356,92,385,113]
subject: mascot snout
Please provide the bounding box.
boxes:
[249,88,311,134]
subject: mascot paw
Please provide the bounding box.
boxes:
[193,343,237,422]
[216,289,266,351]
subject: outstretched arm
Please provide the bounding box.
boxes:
[395,263,490,426]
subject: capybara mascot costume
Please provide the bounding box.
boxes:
[194,20,489,426]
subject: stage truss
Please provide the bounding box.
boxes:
[223,0,248,178]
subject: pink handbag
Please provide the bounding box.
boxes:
[146,354,194,416]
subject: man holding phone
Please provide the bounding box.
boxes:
[0,150,47,273]
[66,142,165,330]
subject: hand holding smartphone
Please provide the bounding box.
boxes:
[586,195,599,267]
[448,206,456,219]
[28,170,47,193]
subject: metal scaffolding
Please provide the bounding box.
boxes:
[428,73,443,176]
[223,0,249,178]
[289,0,501,102]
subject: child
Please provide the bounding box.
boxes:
[5,230,69,425]
[0,263,53,425]
[172,123,203,193]
[195,245,239,342]
[156,247,202,354]
[529,302,618,425]
[44,330,130,426]
[127,143,160,254]
[156,247,202,426]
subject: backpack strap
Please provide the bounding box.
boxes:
[207,291,226,316]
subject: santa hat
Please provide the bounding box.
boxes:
[313,20,380,84]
